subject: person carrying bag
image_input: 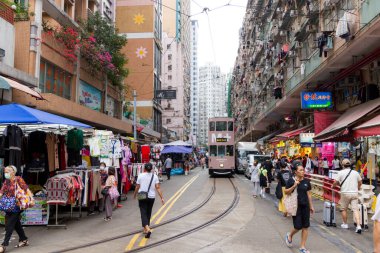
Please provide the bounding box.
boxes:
[0,166,31,252]
[134,163,165,238]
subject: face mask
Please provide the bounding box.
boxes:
[4,173,11,179]
[100,166,105,170]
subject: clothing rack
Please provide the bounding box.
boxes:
[47,170,83,229]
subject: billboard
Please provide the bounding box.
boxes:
[301,92,332,109]
[154,90,177,99]
[79,80,102,111]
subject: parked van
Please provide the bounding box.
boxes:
[236,142,259,174]
[244,154,271,179]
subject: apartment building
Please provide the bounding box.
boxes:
[161,0,191,141]
[0,0,135,134]
[190,19,199,145]
[198,63,227,146]
[232,0,380,142]
[116,0,163,135]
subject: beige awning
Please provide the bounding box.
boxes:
[0,76,43,100]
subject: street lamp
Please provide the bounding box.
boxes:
[133,90,137,140]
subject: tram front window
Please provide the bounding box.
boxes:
[218,145,226,156]
[210,145,217,156]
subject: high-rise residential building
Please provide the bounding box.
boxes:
[116,0,163,135]
[161,0,191,141]
[198,63,227,145]
[190,20,199,145]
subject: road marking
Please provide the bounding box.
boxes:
[125,174,199,251]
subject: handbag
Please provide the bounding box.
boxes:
[15,183,35,210]
[0,183,20,213]
[101,186,110,195]
[284,179,298,216]
[137,174,154,201]
[275,182,283,200]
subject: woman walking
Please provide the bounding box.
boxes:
[104,167,119,221]
[284,165,314,253]
[0,166,29,252]
[250,160,261,198]
[134,163,165,238]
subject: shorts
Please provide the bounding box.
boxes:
[339,193,359,212]
[292,204,310,230]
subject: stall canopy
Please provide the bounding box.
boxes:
[314,98,380,142]
[0,103,91,128]
[164,140,192,146]
[257,130,283,145]
[161,145,193,154]
[0,76,43,100]
[276,124,313,140]
[353,114,380,137]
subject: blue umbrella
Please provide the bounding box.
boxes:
[161,145,192,154]
[0,103,91,128]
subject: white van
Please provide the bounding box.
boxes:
[236,142,259,173]
[244,154,271,179]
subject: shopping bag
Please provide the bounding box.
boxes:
[0,195,19,213]
[15,183,35,210]
[284,187,298,216]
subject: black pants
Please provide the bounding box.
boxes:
[138,198,155,227]
[2,212,27,246]
[165,168,172,179]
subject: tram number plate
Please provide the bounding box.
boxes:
[216,138,227,142]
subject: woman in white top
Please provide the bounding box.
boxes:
[250,161,261,198]
[134,163,165,238]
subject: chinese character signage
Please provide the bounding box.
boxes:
[301,92,332,109]
[79,80,102,111]
[216,138,228,142]
[154,90,177,99]
[300,133,315,144]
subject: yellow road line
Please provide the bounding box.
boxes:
[151,175,199,222]
[155,176,198,225]
[125,234,140,251]
[125,175,199,251]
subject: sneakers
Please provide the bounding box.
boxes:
[355,227,362,234]
[285,232,292,247]
[340,223,349,229]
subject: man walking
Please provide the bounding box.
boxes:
[164,155,173,180]
[333,159,363,234]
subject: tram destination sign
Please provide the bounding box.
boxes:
[154,90,177,99]
[216,138,228,142]
[301,91,332,109]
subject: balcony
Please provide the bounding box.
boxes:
[360,0,380,28]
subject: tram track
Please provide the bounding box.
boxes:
[126,177,240,253]
[52,177,217,253]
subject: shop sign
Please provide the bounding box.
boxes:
[277,141,286,148]
[79,80,102,111]
[300,133,315,144]
[154,90,177,99]
[106,96,116,117]
[301,92,332,109]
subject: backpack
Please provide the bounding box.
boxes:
[281,171,291,185]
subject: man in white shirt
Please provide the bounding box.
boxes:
[164,156,173,180]
[333,159,362,234]
[332,156,341,170]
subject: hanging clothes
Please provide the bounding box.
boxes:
[67,129,84,151]
[3,125,23,174]
[46,133,59,172]
[58,135,67,171]
[141,145,151,163]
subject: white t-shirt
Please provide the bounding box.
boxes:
[137,172,159,198]
[336,169,362,194]
[372,193,380,221]
[333,159,340,169]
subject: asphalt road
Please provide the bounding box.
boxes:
[9,167,374,253]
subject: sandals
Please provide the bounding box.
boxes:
[299,248,310,253]
[15,240,29,248]
[145,231,152,239]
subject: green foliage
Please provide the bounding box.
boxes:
[79,12,129,89]
[0,0,30,21]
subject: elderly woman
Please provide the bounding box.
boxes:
[0,166,29,252]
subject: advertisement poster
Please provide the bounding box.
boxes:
[301,92,332,109]
[0,195,49,226]
[79,80,102,111]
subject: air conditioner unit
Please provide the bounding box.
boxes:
[295,41,303,49]
[290,10,298,17]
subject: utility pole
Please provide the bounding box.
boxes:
[133,90,137,140]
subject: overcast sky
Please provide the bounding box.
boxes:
[190,0,248,74]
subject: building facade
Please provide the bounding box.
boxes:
[198,63,227,146]
[116,0,163,134]
[161,0,191,141]
[232,0,380,143]
[190,19,199,145]
[0,0,138,135]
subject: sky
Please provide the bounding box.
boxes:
[190,0,248,74]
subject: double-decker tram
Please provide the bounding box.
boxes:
[208,117,235,176]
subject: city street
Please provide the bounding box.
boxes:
[10,167,373,253]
